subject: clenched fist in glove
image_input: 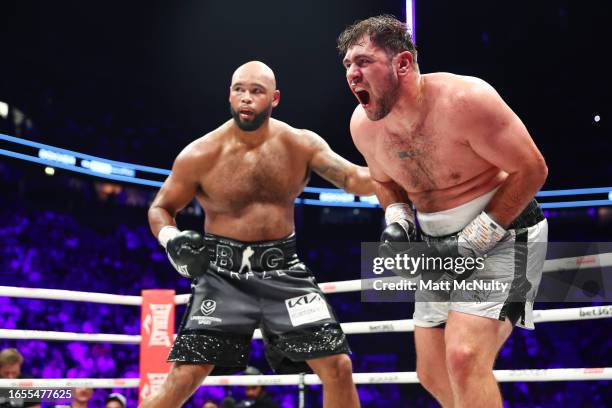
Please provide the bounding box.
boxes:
[158,226,209,279]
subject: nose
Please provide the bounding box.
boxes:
[346,63,361,85]
[241,91,253,104]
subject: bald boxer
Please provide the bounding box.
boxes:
[338,16,548,408]
[140,61,370,408]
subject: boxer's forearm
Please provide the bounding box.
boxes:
[345,165,375,195]
[485,165,547,227]
[147,205,177,238]
[374,179,411,209]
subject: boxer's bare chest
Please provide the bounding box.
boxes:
[200,138,308,210]
[372,119,473,192]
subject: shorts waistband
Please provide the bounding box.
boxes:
[422,199,544,240]
[205,233,299,272]
[417,188,498,236]
[507,199,545,230]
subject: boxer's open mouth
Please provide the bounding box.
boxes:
[356,90,370,105]
[239,109,254,119]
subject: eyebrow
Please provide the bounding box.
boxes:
[342,52,371,66]
[232,82,267,89]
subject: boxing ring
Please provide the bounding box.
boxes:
[0,250,611,405]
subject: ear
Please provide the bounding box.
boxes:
[272,89,281,108]
[395,51,414,76]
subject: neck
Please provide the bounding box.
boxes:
[385,73,425,134]
[72,402,87,408]
[233,119,271,147]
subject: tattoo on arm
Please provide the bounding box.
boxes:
[306,130,352,189]
[313,156,349,188]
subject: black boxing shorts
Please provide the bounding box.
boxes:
[168,233,350,375]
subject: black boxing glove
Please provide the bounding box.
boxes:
[379,203,418,258]
[158,226,209,279]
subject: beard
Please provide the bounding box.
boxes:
[230,103,273,131]
[368,69,400,121]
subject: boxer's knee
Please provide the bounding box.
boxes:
[446,343,480,381]
[311,354,353,384]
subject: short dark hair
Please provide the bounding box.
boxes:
[337,14,417,63]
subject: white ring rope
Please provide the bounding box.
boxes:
[1,252,610,305]
[0,330,140,343]
[1,305,610,343]
[0,286,142,305]
[0,254,609,390]
[0,368,610,389]
[181,251,612,300]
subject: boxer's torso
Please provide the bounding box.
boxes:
[185,119,312,241]
[352,73,507,212]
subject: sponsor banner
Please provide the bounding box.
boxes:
[139,289,175,403]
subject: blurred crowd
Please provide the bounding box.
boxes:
[0,185,610,406]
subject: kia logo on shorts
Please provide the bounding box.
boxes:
[287,293,321,308]
[200,300,216,316]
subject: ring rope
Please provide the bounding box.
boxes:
[0,286,142,305]
[0,368,610,389]
[1,254,609,392]
[1,305,610,343]
[2,252,610,305]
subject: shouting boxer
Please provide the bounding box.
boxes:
[140,61,372,408]
[338,15,548,408]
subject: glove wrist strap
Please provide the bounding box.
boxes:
[385,203,415,226]
[459,211,507,255]
[158,225,180,249]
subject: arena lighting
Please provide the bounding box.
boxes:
[0,101,8,119]
[319,192,355,203]
[1,133,612,209]
[406,0,416,41]
[0,133,168,188]
[359,195,380,206]
[38,148,76,165]
[81,159,135,177]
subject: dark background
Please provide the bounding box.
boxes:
[1,1,611,407]
[1,0,610,187]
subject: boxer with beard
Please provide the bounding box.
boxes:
[140,61,372,408]
[338,15,548,408]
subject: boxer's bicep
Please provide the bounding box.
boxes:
[461,86,547,225]
[154,174,198,215]
[149,154,200,233]
[465,88,546,175]
[311,148,351,189]
[305,131,360,189]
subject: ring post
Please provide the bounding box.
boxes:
[138,289,176,403]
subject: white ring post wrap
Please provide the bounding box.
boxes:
[157,226,180,248]
[385,203,415,225]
